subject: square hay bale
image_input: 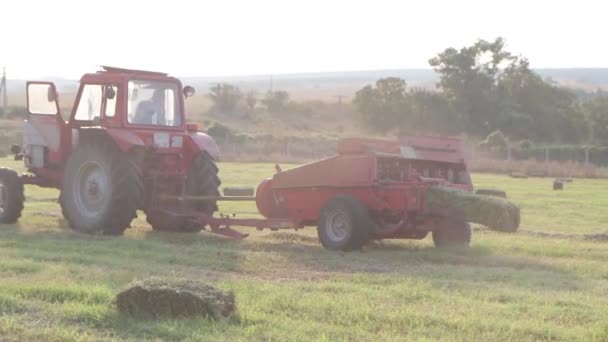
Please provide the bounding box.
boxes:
[427,186,520,233]
[553,181,564,190]
[510,172,528,179]
[115,277,236,319]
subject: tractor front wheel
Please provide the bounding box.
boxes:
[432,222,471,248]
[317,196,371,251]
[0,168,24,224]
[60,143,143,235]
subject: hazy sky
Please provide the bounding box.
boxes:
[3,0,607,78]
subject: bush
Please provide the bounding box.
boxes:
[486,130,508,149]
[519,139,533,150]
[205,121,236,143]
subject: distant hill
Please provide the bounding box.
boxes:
[6,68,608,101]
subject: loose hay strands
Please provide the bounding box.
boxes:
[427,186,520,232]
[115,277,236,320]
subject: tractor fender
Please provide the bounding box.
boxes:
[78,128,145,152]
[187,132,221,160]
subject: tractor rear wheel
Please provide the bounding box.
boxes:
[432,222,471,248]
[0,168,24,224]
[146,152,220,233]
[60,142,143,235]
[317,196,371,251]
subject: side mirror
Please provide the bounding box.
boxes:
[106,86,116,100]
[183,86,195,98]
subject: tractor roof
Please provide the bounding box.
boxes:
[79,66,176,83]
[98,66,169,77]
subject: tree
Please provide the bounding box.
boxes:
[352,78,410,133]
[408,88,458,134]
[498,61,587,143]
[263,90,289,113]
[208,83,242,114]
[430,37,587,143]
[584,94,608,145]
[429,37,521,135]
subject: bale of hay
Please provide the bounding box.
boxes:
[427,186,520,233]
[553,181,564,190]
[115,277,236,319]
[510,172,528,179]
[475,188,507,198]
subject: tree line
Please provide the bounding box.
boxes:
[353,37,608,146]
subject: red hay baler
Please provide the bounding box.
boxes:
[197,136,476,251]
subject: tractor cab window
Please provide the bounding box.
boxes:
[127,81,181,127]
[75,84,103,121]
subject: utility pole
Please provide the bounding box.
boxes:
[269,75,273,93]
[0,67,7,118]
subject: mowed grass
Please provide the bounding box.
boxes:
[0,158,608,341]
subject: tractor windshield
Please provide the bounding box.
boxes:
[127,81,182,127]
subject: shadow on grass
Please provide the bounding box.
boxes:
[0,221,586,293]
[64,309,246,341]
[241,233,585,292]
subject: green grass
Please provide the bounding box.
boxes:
[1,158,608,341]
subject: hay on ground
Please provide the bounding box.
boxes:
[427,186,520,233]
[115,277,236,319]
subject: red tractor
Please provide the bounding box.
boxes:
[0,66,221,235]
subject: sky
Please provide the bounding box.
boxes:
[2,0,608,79]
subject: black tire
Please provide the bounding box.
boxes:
[60,142,143,235]
[432,222,471,248]
[317,196,371,251]
[146,151,220,233]
[0,168,24,224]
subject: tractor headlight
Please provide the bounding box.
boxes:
[153,133,170,148]
[171,136,183,148]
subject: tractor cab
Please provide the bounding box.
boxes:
[69,66,190,130]
[22,66,205,186]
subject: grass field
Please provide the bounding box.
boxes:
[1,158,608,341]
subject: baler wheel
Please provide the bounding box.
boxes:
[146,152,220,233]
[0,168,24,224]
[60,142,143,235]
[432,222,471,248]
[317,196,371,251]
